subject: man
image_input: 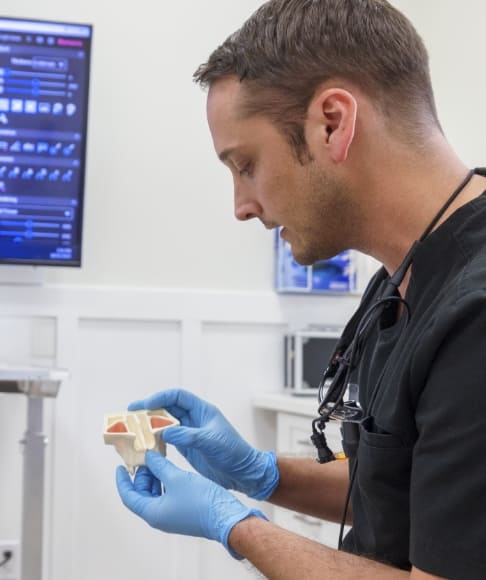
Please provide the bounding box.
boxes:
[116,1,486,578]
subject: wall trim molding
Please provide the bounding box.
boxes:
[0,283,361,326]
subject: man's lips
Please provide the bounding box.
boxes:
[261,220,281,230]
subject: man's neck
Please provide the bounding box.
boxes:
[351,142,484,296]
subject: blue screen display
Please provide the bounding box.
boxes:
[0,17,92,266]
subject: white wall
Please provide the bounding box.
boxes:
[2,0,272,291]
[1,1,485,291]
[392,0,486,168]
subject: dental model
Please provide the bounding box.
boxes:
[104,408,179,474]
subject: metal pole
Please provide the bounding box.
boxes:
[20,397,46,580]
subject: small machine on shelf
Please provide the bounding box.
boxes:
[284,327,342,395]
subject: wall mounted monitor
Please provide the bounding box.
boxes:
[0,16,92,266]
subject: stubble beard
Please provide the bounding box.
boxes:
[290,166,355,265]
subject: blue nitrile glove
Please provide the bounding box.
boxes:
[116,451,266,558]
[128,389,279,500]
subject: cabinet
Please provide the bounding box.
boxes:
[253,394,349,548]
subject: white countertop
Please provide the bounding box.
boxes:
[0,366,69,381]
[252,392,320,417]
[0,366,69,397]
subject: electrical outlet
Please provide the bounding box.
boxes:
[0,541,20,580]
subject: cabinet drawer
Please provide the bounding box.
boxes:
[277,412,342,457]
[274,411,349,546]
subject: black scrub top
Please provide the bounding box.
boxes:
[342,190,486,579]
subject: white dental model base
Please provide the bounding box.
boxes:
[104,408,179,474]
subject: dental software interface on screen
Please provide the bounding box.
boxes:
[0,17,92,266]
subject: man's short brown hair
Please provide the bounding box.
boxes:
[194,0,440,161]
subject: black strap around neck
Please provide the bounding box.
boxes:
[332,168,481,362]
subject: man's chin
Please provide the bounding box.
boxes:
[292,244,341,266]
[286,234,335,265]
[290,250,317,266]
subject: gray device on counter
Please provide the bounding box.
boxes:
[284,328,342,395]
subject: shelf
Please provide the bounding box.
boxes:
[0,366,68,397]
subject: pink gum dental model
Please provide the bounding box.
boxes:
[103,408,179,474]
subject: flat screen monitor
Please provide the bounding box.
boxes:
[0,16,92,266]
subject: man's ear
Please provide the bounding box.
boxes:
[307,88,357,163]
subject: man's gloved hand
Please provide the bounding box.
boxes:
[128,389,279,500]
[116,451,266,558]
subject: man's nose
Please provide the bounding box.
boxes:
[234,188,262,221]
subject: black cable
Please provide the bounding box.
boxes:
[0,550,12,568]
[338,456,359,550]
[318,294,411,419]
[419,168,475,241]
[319,168,475,411]
[316,169,476,422]
[310,168,478,545]
[383,168,476,296]
[335,296,411,547]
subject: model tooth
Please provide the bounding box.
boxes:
[103,408,179,473]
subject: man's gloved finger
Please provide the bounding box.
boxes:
[116,465,133,491]
[127,399,145,411]
[145,450,180,482]
[116,466,146,516]
[116,470,162,527]
[128,389,189,412]
[144,388,202,412]
[152,476,163,496]
[133,466,158,495]
[161,425,202,447]
[128,389,194,417]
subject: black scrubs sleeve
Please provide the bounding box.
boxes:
[409,294,486,579]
